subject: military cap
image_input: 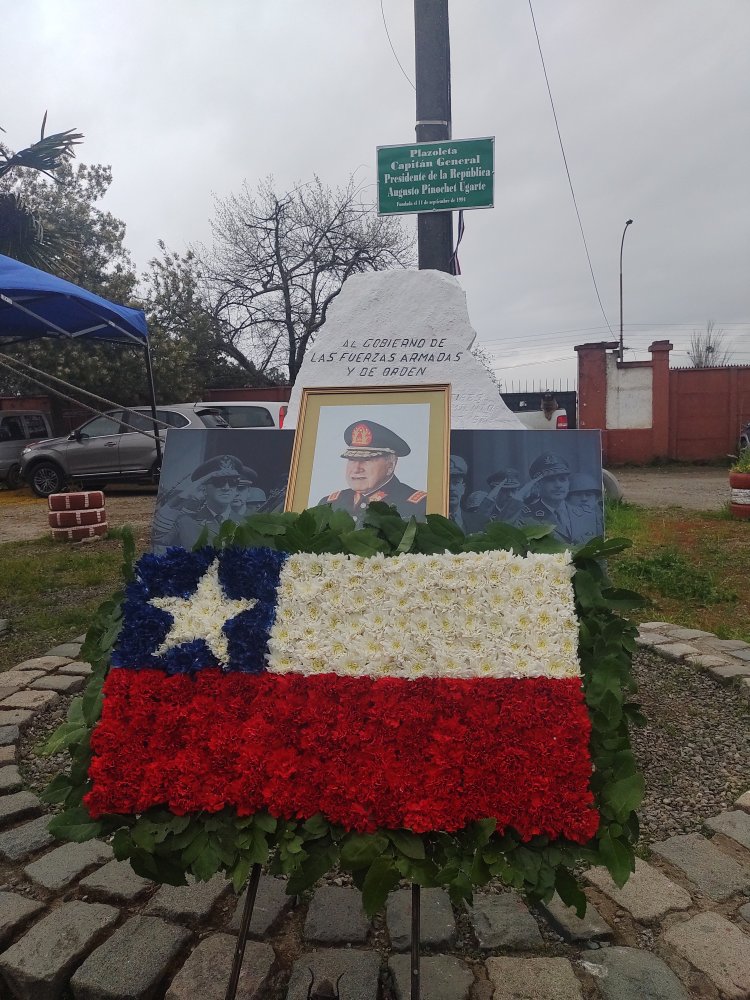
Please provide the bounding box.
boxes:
[529,453,570,480]
[190,454,245,484]
[341,420,411,459]
[450,454,468,477]
[568,473,600,495]
[243,486,267,503]
[237,464,259,487]
[486,466,521,489]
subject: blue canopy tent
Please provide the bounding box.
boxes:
[0,253,162,466]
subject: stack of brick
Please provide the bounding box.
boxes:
[47,491,107,542]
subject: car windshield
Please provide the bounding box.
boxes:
[196,409,230,428]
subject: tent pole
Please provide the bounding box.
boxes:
[143,342,163,472]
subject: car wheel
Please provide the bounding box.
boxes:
[5,464,22,490]
[28,461,67,498]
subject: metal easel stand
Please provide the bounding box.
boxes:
[225,863,263,1000]
[411,883,421,1000]
[224,867,422,1000]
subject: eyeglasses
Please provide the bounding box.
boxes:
[207,477,239,488]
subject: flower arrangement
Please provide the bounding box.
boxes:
[40,504,645,917]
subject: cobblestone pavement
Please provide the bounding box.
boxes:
[0,626,749,999]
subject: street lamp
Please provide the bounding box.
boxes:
[619,219,633,362]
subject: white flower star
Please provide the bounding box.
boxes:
[150,560,257,666]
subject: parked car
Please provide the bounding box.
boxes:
[194,400,287,428]
[0,410,54,489]
[740,422,750,454]
[20,403,232,498]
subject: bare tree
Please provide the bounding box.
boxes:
[687,321,733,368]
[201,176,415,383]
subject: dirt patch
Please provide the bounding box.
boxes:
[613,466,729,511]
[0,486,156,544]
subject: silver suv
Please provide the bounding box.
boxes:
[20,404,232,498]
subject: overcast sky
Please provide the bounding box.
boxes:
[4,0,749,390]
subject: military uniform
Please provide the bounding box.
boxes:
[462,467,524,533]
[161,454,256,549]
[518,452,577,544]
[567,473,604,543]
[448,454,469,529]
[317,419,427,526]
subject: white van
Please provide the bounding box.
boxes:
[0,410,54,489]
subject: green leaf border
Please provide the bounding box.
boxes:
[39,504,646,917]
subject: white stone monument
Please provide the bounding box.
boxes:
[285,269,523,429]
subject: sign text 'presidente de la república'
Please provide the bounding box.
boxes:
[377,137,494,216]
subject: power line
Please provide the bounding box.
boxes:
[379,0,415,91]
[527,0,614,338]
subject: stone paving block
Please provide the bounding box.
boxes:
[664,911,750,1000]
[710,662,750,681]
[637,621,672,630]
[24,839,113,891]
[635,634,670,647]
[227,874,293,937]
[584,858,691,922]
[651,831,750,901]
[538,892,612,941]
[0,745,15,764]
[58,660,93,676]
[45,642,83,658]
[736,790,750,812]
[145,874,229,923]
[80,859,154,903]
[304,885,370,944]
[685,653,732,669]
[0,891,44,947]
[740,901,750,923]
[706,638,750,651]
[0,685,20,701]
[386,888,456,951]
[0,790,41,828]
[285,950,381,1000]
[705,809,750,850]
[0,900,119,1000]
[0,724,20,746]
[70,914,191,1000]
[14,655,71,672]
[389,954,473,999]
[165,933,274,1000]
[467,892,543,950]
[654,642,699,661]
[486,957,582,999]
[0,689,59,710]
[665,626,714,639]
[0,670,45,687]
[0,709,35,728]
[30,673,86,694]
[0,814,55,861]
[0,764,22,792]
[730,647,750,662]
[584,946,690,1000]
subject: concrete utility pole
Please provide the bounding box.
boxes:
[414,0,453,272]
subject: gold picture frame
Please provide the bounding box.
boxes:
[285,385,451,520]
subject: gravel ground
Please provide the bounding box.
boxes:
[17,649,750,849]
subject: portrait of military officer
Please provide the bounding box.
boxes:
[448,454,469,529]
[163,454,256,549]
[463,466,536,532]
[231,468,267,519]
[567,472,604,543]
[318,420,427,527]
[519,452,578,544]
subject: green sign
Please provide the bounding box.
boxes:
[377,137,494,216]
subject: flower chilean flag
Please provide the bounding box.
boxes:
[86,546,599,842]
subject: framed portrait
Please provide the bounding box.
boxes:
[286,385,450,523]
[448,429,604,544]
[152,429,295,553]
